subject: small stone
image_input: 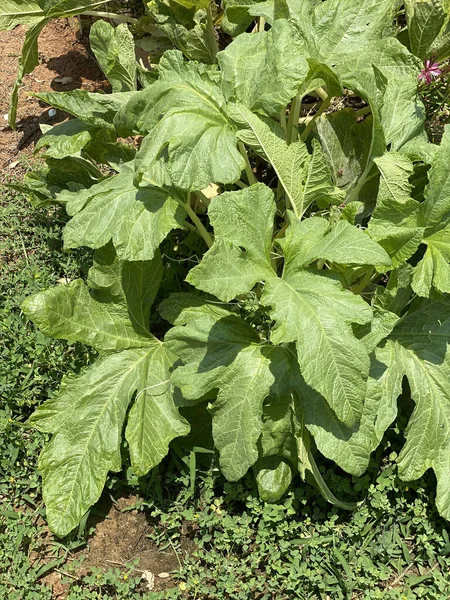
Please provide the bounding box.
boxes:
[8,161,19,170]
[3,114,8,121]
[48,108,57,118]
[142,571,155,591]
[60,76,73,85]
[157,572,170,578]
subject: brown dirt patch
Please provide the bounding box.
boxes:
[41,495,193,598]
[0,18,108,177]
[80,496,189,587]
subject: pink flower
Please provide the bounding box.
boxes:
[418,59,442,85]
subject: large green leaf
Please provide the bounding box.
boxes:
[186,184,276,301]
[230,105,310,217]
[297,342,399,477]
[25,249,189,536]
[147,0,218,64]
[116,51,244,190]
[188,183,375,425]
[222,0,262,36]
[411,127,450,296]
[291,0,424,150]
[42,0,108,16]
[430,0,450,60]
[0,0,44,29]
[7,0,121,127]
[231,108,345,217]
[32,346,184,536]
[22,251,162,349]
[282,214,391,271]
[162,297,286,480]
[368,152,424,266]
[404,0,446,59]
[412,225,450,296]
[125,346,190,477]
[6,155,102,206]
[35,120,95,158]
[62,165,186,261]
[218,20,309,117]
[34,89,134,131]
[378,300,450,520]
[371,58,425,152]
[262,270,372,427]
[316,108,375,193]
[305,0,399,54]
[90,21,137,92]
[367,132,450,297]
[418,125,450,233]
[301,139,347,210]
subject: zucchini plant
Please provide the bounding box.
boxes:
[3,0,450,537]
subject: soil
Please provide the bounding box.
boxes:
[0,18,108,178]
[42,495,193,598]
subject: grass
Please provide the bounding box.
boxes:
[1,71,450,600]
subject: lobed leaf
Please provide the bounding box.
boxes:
[90,21,137,92]
[163,298,285,480]
[186,184,276,301]
[24,248,188,535]
[218,19,309,116]
[405,0,446,59]
[116,51,244,190]
[62,165,186,261]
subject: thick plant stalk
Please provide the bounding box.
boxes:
[286,93,302,144]
[238,142,257,185]
[81,11,138,25]
[182,196,214,248]
[300,94,332,141]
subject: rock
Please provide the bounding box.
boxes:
[142,571,155,591]
[54,76,73,85]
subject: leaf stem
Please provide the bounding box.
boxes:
[300,94,332,141]
[183,220,197,233]
[193,189,211,207]
[280,108,287,133]
[286,93,302,144]
[81,11,138,25]
[235,179,248,189]
[258,16,266,32]
[238,141,257,185]
[315,87,328,101]
[354,105,372,118]
[351,269,374,295]
[346,163,377,204]
[206,4,219,63]
[182,195,214,248]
